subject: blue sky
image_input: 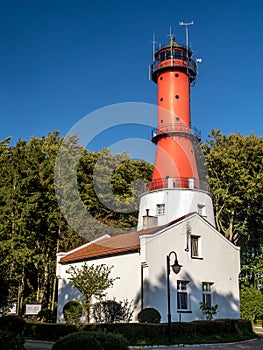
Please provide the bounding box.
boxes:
[0,0,262,156]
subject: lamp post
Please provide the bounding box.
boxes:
[166,251,182,342]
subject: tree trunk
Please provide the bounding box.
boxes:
[51,274,57,312]
[17,272,25,316]
[83,295,90,324]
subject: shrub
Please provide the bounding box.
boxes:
[92,299,134,323]
[240,285,263,322]
[0,315,26,334]
[38,308,56,322]
[24,322,81,341]
[63,300,83,325]
[200,302,218,320]
[52,331,129,350]
[137,307,161,323]
[0,330,25,350]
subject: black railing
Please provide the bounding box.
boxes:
[151,55,197,82]
[151,123,201,140]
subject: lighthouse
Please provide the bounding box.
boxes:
[137,31,215,230]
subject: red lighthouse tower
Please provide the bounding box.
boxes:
[137,29,215,230]
[150,33,199,188]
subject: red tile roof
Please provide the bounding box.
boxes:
[59,225,162,264]
[59,213,195,264]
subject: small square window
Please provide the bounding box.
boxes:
[198,204,206,217]
[156,204,165,215]
[191,235,200,258]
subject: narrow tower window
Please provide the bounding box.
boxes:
[175,95,180,99]
[160,97,163,101]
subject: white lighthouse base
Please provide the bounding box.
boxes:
[137,188,215,231]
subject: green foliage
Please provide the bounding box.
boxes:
[52,331,129,350]
[199,302,218,320]
[24,322,81,341]
[240,285,263,321]
[203,130,263,288]
[63,300,83,325]
[92,299,134,323]
[37,308,56,323]
[137,307,161,323]
[23,319,254,345]
[0,315,25,350]
[0,330,25,350]
[0,132,152,314]
[0,315,26,333]
[67,263,118,323]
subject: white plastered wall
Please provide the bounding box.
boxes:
[56,251,141,323]
[139,214,240,322]
[137,189,215,230]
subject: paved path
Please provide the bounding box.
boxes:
[24,341,53,350]
[24,329,263,350]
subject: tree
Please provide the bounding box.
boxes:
[0,132,152,313]
[0,132,85,313]
[203,130,263,287]
[67,263,118,323]
[240,285,263,322]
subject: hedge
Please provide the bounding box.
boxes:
[0,330,25,350]
[23,319,254,344]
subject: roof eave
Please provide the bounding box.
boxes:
[59,246,140,265]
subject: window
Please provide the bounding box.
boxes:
[156,204,165,215]
[198,204,206,217]
[177,281,190,310]
[191,235,200,258]
[202,282,214,306]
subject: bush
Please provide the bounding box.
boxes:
[63,300,83,325]
[38,308,56,322]
[92,299,134,323]
[0,330,25,350]
[52,331,129,350]
[137,307,161,323]
[200,302,218,320]
[24,322,81,341]
[0,315,26,333]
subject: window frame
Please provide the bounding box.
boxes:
[156,203,165,215]
[177,280,191,312]
[198,204,207,217]
[202,282,214,306]
[190,235,201,258]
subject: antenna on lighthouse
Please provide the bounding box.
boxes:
[179,21,194,49]
[150,33,157,61]
[167,25,174,44]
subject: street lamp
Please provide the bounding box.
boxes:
[166,251,182,342]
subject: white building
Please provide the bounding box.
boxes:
[56,212,240,323]
[56,34,240,323]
